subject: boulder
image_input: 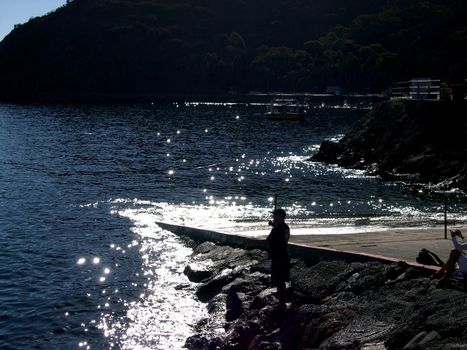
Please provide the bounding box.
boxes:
[196,274,234,302]
[184,264,213,282]
[311,139,342,164]
[250,288,277,310]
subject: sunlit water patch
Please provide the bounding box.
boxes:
[93,204,208,349]
[108,196,467,240]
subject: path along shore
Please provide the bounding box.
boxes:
[158,222,456,270]
[290,227,453,266]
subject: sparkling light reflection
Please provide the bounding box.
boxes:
[99,206,208,349]
[108,197,465,239]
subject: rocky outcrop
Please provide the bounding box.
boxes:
[184,241,467,350]
[312,100,467,190]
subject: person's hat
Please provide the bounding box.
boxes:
[271,208,286,217]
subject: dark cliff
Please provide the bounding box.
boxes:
[313,100,467,190]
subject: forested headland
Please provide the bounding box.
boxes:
[0,0,466,102]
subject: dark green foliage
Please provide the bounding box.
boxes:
[0,0,466,101]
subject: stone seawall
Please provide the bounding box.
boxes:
[157,221,434,268]
[161,222,467,350]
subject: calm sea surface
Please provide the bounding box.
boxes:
[1,101,467,349]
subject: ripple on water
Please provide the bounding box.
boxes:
[95,206,207,349]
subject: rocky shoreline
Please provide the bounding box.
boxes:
[312,100,467,191]
[181,239,467,350]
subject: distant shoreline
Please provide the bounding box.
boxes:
[0,92,388,105]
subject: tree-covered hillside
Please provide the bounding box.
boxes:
[0,0,466,101]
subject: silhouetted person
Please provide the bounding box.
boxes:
[435,229,467,286]
[267,208,290,308]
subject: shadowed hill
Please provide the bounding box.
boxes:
[0,0,466,102]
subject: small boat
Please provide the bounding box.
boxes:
[265,98,305,121]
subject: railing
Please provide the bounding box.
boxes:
[391,79,441,100]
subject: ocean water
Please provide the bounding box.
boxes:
[1,101,466,349]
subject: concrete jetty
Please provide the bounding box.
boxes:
[156,221,456,271]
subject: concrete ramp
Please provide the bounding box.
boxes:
[156,221,444,271]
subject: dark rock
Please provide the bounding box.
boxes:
[207,293,226,314]
[250,288,277,310]
[224,320,263,350]
[223,273,269,296]
[196,274,234,302]
[248,335,281,350]
[322,291,358,308]
[174,283,191,290]
[312,100,467,191]
[311,139,342,164]
[185,334,210,350]
[192,241,217,255]
[186,335,225,350]
[290,261,366,303]
[184,264,213,282]
[250,259,271,274]
[338,263,386,295]
[226,286,244,321]
[385,261,409,281]
[299,308,357,348]
[322,316,394,349]
[194,244,265,275]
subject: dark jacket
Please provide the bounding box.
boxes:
[266,222,289,259]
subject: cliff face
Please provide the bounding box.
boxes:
[313,100,467,190]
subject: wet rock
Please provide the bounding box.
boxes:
[250,288,277,310]
[192,241,217,255]
[222,278,265,309]
[311,139,342,164]
[184,264,213,282]
[174,283,191,290]
[224,319,263,350]
[185,334,210,350]
[207,293,226,314]
[196,274,234,302]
